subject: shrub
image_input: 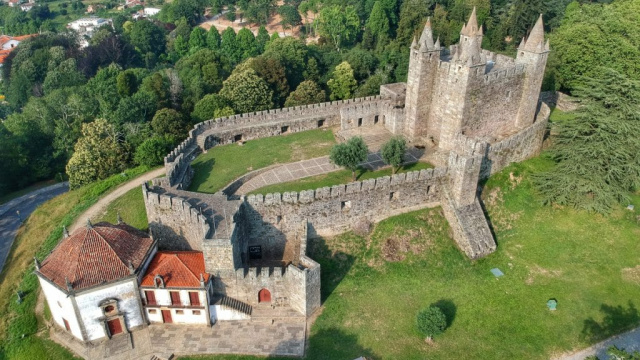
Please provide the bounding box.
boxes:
[134,135,175,167]
[416,306,447,339]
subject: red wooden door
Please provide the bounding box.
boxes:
[107,319,123,336]
[161,310,172,323]
[63,318,70,331]
[258,288,271,303]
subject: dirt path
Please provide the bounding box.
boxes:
[69,168,165,231]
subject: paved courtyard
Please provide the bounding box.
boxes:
[51,320,306,359]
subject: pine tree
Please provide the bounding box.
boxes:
[206,27,221,50]
[366,1,390,44]
[534,69,640,213]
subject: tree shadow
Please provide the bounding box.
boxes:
[582,301,640,342]
[307,236,356,303]
[304,327,379,360]
[431,299,457,329]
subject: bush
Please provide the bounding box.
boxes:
[416,306,447,339]
[134,135,175,167]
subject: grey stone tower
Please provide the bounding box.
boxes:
[515,15,550,128]
[404,18,441,142]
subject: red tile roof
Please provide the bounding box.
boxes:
[0,34,36,64]
[39,222,154,291]
[141,251,210,288]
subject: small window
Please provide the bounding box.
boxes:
[281,125,289,133]
[341,201,351,211]
[389,192,398,200]
[192,310,201,315]
[148,309,157,314]
[176,310,184,315]
[374,115,379,124]
[234,134,242,142]
[104,305,116,314]
[358,118,363,127]
[276,215,282,224]
[317,119,325,128]
[170,291,181,306]
[189,291,200,307]
[426,185,431,194]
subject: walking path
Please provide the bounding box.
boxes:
[556,327,640,360]
[0,182,69,272]
[69,168,165,231]
[234,148,424,195]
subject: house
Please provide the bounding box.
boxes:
[35,220,157,341]
[19,2,35,11]
[143,7,160,16]
[0,34,36,79]
[67,17,112,33]
[140,251,213,325]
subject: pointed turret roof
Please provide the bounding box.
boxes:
[460,7,480,36]
[523,14,545,52]
[411,35,418,49]
[39,222,153,291]
[420,17,435,50]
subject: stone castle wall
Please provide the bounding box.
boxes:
[244,168,447,238]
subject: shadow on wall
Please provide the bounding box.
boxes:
[307,236,356,303]
[582,301,640,343]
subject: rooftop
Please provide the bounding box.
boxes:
[141,251,210,288]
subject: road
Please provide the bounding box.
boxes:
[0,182,69,272]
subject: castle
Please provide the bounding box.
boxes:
[37,10,550,358]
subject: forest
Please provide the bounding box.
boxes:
[0,0,638,211]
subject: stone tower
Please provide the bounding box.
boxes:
[515,15,550,128]
[404,18,441,142]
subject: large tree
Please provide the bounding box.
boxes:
[219,68,274,113]
[330,136,369,181]
[317,5,360,51]
[66,119,129,188]
[534,69,640,213]
[129,20,166,56]
[328,61,357,100]
[284,80,325,107]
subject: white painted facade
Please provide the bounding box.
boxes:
[141,288,210,325]
[38,277,84,340]
[2,40,21,50]
[143,7,160,16]
[67,17,111,32]
[75,278,144,341]
[210,305,250,321]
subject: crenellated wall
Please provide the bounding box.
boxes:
[244,168,447,237]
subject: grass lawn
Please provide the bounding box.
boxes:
[180,156,640,360]
[189,129,337,194]
[96,186,149,231]
[0,167,152,360]
[249,162,433,195]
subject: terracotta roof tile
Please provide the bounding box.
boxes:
[39,222,154,291]
[141,251,210,288]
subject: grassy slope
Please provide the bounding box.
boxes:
[180,156,640,360]
[96,186,149,231]
[0,167,152,360]
[249,162,433,195]
[189,129,336,194]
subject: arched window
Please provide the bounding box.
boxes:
[154,274,165,288]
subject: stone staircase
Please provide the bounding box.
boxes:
[250,305,306,324]
[217,296,253,316]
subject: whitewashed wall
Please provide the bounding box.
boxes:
[142,288,209,325]
[210,305,250,321]
[39,277,84,340]
[75,279,143,341]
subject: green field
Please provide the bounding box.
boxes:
[189,129,337,194]
[249,161,433,195]
[180,156,640,360]
[96,186,149,231]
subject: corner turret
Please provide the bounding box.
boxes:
[457,7,483,65]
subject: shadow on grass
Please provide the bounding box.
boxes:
[305,328,378,360]
[188,158,215,191]
[308,236,356,303]
[582,301,640,342]
[432,299,457,328]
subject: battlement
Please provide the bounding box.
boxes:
[482,64,525,83]
[235,266,286,280]
[245,167,448,206]
[452,133,488,156]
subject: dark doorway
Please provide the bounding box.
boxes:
[258,288,271,303]
[358,118,363,127]
[162,310,173,323]
[281,126,289,133]
[234,134,242,142]
[107,319,123,336]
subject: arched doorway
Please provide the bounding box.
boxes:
[258,288,271,303]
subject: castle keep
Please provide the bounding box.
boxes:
[39,10,550,358]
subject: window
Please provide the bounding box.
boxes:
[317,119,325,128]
[192,310,201,315]
[358,118,363,127]
[389,192,398,200]
[145,291,156,306]
[427,185,431,194]
[148,309,157,314]
[63,318,71,331]
[104,305,116,315]
[189,292,200,307]
[341,201,351,211]
[234,134,242,142]
[281,125,289,133]
[170,291,181,306]
[374,115,379,124]
[276,215,282,224]
[176,310,184,315]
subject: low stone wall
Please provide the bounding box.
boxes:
[244,168,447,238]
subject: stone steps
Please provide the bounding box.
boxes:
[217,296,253,316]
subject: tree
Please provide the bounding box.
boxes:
[256,26,270,53]
[533,69,640,213]
[221,27,241,64]
[381,136,406,174]
[151,108,187,138]
[365,1,390,45]
[245,0,277,25]
[129,20,166,56]
[134,135,175,166]
[328,61,357,100]
[278,5,301,35]
[284,80,325,107]
[330,136,368,181]
[206,27,221,50]
[605,345,640,360]
[226,5,237,22]
[236,28,258,60]
[262,37,308,89]
[191,93,233,121]
[66,119,129,188]
[416,306,447,340]
[188,26,207,53]
[317,5,360,51]
[116,70,138,97]
[220,68,273,113]
[250,57,289,107]
[173,35,189,57]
